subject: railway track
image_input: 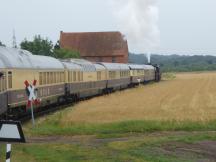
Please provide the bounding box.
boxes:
[10,86,137,123]
[17,101,75,123]
[17,93,107,123]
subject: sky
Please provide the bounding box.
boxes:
[0,0,216,55]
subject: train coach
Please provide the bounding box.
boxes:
[0,47,65,116]
[0,47,161,117]
[99,63,130,91]
[128,64,145,85]
[62,59,107,99]
[0,58,7,114]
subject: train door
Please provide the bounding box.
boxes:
[0,71,7,114]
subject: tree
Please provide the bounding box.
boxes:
[0,41,6,47]
[20,35,53,56]
[20,36,80,59]
[53,48,80,59]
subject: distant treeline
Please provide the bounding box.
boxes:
[129,53,216,72]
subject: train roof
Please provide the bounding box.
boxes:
[94,63,106,71]
[66,59,96,72]
[0,59,6,68]
[0,47,64,69]
[128,64,144,70]
[61,61,82,70]
[143,65,155,70]
[99,62,130,71]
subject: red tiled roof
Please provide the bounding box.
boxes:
[59,31,128,57]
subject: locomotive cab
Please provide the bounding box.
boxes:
[153,64,161,82]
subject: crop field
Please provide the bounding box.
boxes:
[61,71,216,124]
[8,72,216,162]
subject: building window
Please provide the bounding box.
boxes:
[112,56,116,63]
[98,57,103,62]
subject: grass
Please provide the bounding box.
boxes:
[17,72,216,161]
[46,72,216,124]
[162,73,176,80]
[4,132,216,162]
[25,119,216,137]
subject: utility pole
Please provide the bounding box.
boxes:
[12,29,17,48]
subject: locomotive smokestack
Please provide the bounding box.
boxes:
[147,52,151,64]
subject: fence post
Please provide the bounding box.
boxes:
[6,144,11,162]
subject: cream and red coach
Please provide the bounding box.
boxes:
[128,64,145,85]
[99,63,131,91]
[62,59,107,99]
[0,47,65,115]
[0,54,7,115]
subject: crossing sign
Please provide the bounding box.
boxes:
[0,120,25,143]
[24,79,41,126]
[24,80,40,107]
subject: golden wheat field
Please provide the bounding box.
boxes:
[61,72,216,124]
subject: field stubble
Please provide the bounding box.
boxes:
[60,72,216,124]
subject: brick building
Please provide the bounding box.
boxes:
[59,31,129,63]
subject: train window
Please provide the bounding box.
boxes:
[51,72,53,84]
[43,73,46,85]
[0,79,1,92]
[56,72,59,83]
[109,71,116,79]
[70,71,73,82]
[73,72,76,82]
[60,72,62,82]
[0,72,5,92]
[39,72,42,85]
[8,71,12,89]
[78,71,81,81]
[62,72,65,82]
[50,72,53,84]
[54,72,56,83]
[47,72,50,84]
[68,71,70,82]
[52,72,55,84]
[109,71,112,79]
[97,71,101,81]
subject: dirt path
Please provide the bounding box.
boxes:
[26,131,216,145]
[26,131,216,161]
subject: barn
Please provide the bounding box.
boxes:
[59,31,129,63]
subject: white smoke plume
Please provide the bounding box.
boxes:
[111,0,160,54]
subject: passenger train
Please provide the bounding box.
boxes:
[0,47,161,118]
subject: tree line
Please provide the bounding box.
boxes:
[129,53,216,72]
[0,35,80,59]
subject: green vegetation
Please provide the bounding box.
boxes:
[20,35,80,59]
[3,132,216,162]
[54,48,80,59]
[162,73,176,80]
[20,35,54,57]
[129,53,216,72]
[25,119,216,137]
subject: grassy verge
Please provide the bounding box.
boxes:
[4,132,216,162]
[162,73,176,80]
[25,120,216,138]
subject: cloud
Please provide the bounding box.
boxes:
[111,0,160,53]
